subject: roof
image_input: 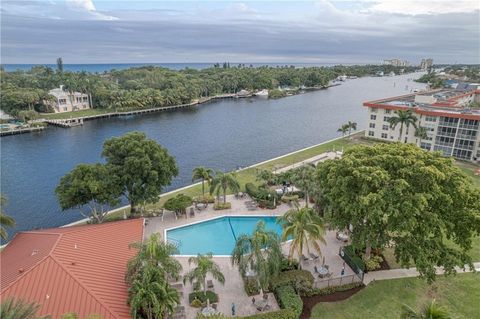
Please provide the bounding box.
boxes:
[49,87,86,98]
[0,219,144,319]
[363,88,480,120]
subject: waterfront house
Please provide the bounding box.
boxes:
[0,219,144,319]
[48,85,90,113]
[364,88,480,163]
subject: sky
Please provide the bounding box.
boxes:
[1,0,479,64]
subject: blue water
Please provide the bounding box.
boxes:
[2,62,362,73]
[167,216,284,255]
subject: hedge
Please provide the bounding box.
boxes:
[214,202,231,210]
[303,282,364,297]
[270,270,314,291]
[242,309,296,319]
[343,245,366,272]
[193,194,215,204]
[188,291,218,307]
[243,276,260,296]
[275,285,303,319]
[245,183,278,208]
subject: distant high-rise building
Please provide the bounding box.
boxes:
[383,59,410,67]
[420,58,433,70]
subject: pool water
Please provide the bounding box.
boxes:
[166,216,284,255]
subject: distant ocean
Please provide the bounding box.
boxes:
[2,62,362,73]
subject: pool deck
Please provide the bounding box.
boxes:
[144,195,354,317]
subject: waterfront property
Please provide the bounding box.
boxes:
[364,88,480,162]
[48,85,90,113]
[0,219,144,319]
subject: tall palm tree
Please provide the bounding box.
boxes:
[129,265,179,319]
[388,110,418,143]
[183,253,225,294]
[277,206,326,267]
[1,195,15,240]
[126,233,182,285]
[414,126,428,145]
[401,299,452,319]
[192,166,214,197]
[209,171,240,203]
[337,124,349,137]
[347,121,357,136]
[291,165,315,208]
[231,221,282,291]
[0,298,50,319]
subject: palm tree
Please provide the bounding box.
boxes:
[183,253,225,294]
[192,166,214,197]
[347,121,357,136]
[0,298,50,319]
[126,233,182,285]
[401,299,452,319]
[231,221,282,291]
[209,171,240,203]
[388,109,418,142]
[277,206,326,267]
[414,126,428,145]
[129,265,179,319]
[291,165,315,208]
[337,124,349,137]
[1,194,15,240]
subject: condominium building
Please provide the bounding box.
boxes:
[48,85,90,113]
[364,88,480,163]
[383,59,410,67]
[420,58,433,70]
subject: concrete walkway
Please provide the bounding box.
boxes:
[274,151,342,174]
[363,262,480,285]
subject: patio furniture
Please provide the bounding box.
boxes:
[254,299,269,312]
[301,254,310,262]
[309,252,319,260]
[336,232,349,242]
[212,303,218,310]
[317,266,329,278]
[201,306,217,316]
[189,207,195,218]
[207,279,214,290]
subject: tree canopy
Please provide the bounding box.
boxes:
[102,131,178,214]
[316,143,480,282]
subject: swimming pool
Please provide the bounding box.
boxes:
[166,216,284,255]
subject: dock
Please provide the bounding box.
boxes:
[0,126,45,137]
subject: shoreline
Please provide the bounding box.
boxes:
[61,131,362,228]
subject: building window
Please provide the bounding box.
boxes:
[63,107,67,111]
[385,109,391,114]
[369,123,375,128]
[370,115,377,120]
[370,108,377,113]
[384,116,390,122]
[381,133,388,138]
[83,96,88,102]
[368,131,374,137]
[59,99,67,105]
[382,125,389,130]
[420,142,431,150]
[425,116,437,122]
[390,136,394,139]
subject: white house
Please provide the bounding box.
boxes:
[48,85,90,113]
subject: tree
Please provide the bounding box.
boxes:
[277,206,325,267]
[183,253,225,294]
[129,265,179,319]
[414,126,428,143]
[347,121,357,136]
[316,143,480,282]
[102,132,178,215]
[291,165,316,208]
[0,195,15,240]
[209,171,240,203]
[388,110,418,142]
[56,57,63,73]
[401,299,452,319]
[126,233,182,285]
[231,221,282,291]
[0,298,50,319]
[256,169,277,186]
[192,167,214,197]
[56,164,123,223]
[337,124,349,137]
[163,194,192,217]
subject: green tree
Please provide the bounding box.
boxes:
[0,195,15,240]
[291,165,316,208]
[55,164,123,223]
[183,253,225,294]
[337,124,349,137]
[0,298,50,319]
[209,171,240,203]
[163,194,192,217]
[126,233,182,285]
[277,206,325,267]
[401,299,452,319]
[347,121,357,136]
[102,132,178,215]
[192,167,214,197]
[388,109,418,142]
[231,221,282,291]
[56,57,63,73]
[256,169,277,186]
[129,265,179,319]
[316,143,480,282]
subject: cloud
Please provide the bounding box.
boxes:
[362,0,479,15]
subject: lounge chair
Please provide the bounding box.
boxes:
[189,207,195,217]
[314,265,319,273]
[207,279,214,290]
[309,252,319,260]
[301,254,310,262]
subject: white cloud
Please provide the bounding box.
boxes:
[66,0,96,12]
[364,0,479,15]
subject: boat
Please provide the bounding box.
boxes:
[337,75,347,81]
[254,89,269,97]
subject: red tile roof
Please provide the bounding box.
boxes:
[0,219,144,319]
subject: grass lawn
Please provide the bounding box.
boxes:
[41,108,112,119]
[455,160,480,188]
[310,273,480,319]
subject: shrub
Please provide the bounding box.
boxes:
[188,291,218,307]
[280,257,299,272]
[275,285,303,319]
[281,195,299,203]
[242,309,296,319]
[304,282,364,297]
[243,276,260,296]
[193,194,215,203]
[343,245,365,272]
[163,194,192,215]
[270,270,314,291]
[363,255,383,271]
[214,202,231,210]
[245,183,277,208]
[268,89,287,99]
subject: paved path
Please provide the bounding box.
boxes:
[363,262,480,285]
[274,151,342,174]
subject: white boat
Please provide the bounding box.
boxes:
[254,89,269,97]
[337,75,347,81]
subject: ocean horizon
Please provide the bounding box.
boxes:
[2,62,366,73]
